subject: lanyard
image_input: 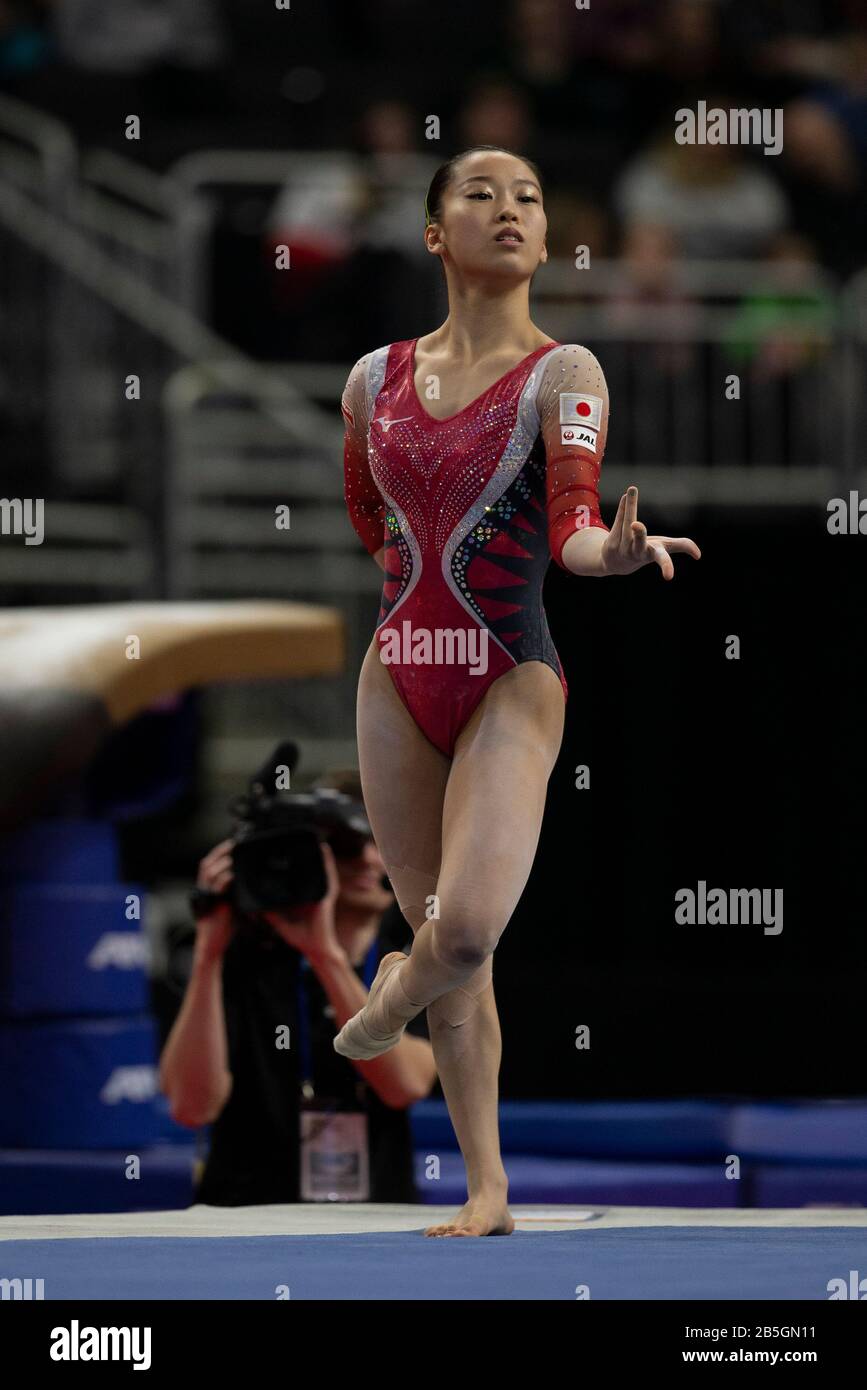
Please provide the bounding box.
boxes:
[296,939,379,1095]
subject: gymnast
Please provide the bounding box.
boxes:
[334,145,701,1236]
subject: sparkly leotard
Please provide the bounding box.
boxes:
[342,338,610,757]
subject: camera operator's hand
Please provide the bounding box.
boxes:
[263,840,343,964]
[194,839,237,961]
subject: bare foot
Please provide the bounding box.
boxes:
[425,1190,515,1237]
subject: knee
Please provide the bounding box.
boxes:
[433,913,499,971]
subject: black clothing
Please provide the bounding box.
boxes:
[194,901,431,1206]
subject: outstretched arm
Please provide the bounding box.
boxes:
[540,344,611,576]
[540,345,700,579]
[342,355,386,571]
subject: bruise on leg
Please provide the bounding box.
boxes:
[388,860,495,1027]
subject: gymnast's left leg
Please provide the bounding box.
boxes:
[420,662,566,1236]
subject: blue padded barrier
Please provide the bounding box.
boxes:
[0,1016,160,1148]
[749,1163,867,1207]
[0,1144,197,1215]
[414,1150,738,1206]
[728,1101,867,1164]
[0,884,148,1018]
[411,1099,732,1159]
[0,819,119,884]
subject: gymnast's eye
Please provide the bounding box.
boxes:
[467,191,539,202]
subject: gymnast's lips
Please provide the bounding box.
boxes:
[494,229,523,242]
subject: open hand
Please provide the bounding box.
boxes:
[263,841,343,960]
[193,838,236,959]
[601,485,701,580]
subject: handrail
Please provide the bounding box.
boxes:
[0,178,341,452]
[80,149,180,215]
[535,257,839,299]
[167,147,432,193]
[0,91,77,210]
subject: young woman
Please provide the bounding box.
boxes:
[334,145,701,1236]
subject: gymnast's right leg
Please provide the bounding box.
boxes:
[346,640,510,1232]
[338,654,565,1050]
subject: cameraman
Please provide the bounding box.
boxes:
[158,778,438,1206]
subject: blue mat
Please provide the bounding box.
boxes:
[411,1099,731,1157]
[5,1229,865,1300]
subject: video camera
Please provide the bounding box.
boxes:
[212,742,375,917]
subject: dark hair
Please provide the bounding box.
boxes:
[424,145,544,227]
[312,767,364,800]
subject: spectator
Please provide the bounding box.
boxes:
[724,230,836,380]
[159,771,437,1205]
[776,31,867,272]
[50,0,229,76]
[607,220,701,375]
[614,123,790,259]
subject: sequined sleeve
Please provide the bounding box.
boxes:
[341,353,385,557]
[537,344,611,571]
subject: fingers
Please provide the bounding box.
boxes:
[659,537,702,561]
[647,541,674,580]
[627,523,674,579]
[625,484,638,533]
[209,864,234,893]
[320,841,340,897]
[198,839,235,893]
[607,491,627,548]
[602,502,701,580]
[607,485,639,553]
[203,838,235,860]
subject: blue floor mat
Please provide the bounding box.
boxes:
[6,1228,866,1300]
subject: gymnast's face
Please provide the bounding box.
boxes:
[427,150,548,283]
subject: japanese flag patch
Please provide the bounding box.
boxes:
[559,392,603,429]
[561,425,597,451]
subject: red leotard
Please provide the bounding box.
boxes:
[342,338,610,757]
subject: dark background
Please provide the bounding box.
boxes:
[1,0,864,1101]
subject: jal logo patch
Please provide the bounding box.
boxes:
[559,392,602,429]
[561,426,597,451]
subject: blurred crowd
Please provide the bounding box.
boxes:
[2,0,865,361]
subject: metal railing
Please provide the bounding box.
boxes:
[532,257,843,504]
[0,102,343,607]
[2,96,864,606]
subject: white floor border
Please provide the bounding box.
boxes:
[2,1203,866,1241]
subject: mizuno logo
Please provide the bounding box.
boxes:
[374,416,413,433]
